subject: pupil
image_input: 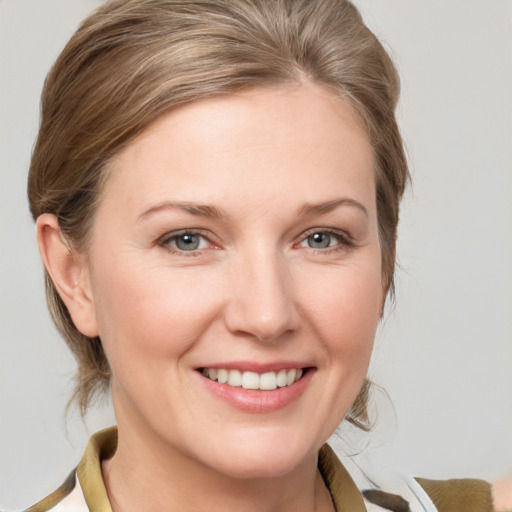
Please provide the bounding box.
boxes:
[309,233,330,248]
[177,234,199,251]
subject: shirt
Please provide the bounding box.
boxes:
[24,426,493,512]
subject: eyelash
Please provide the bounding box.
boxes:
[157,229,214,256]
[157,228,354,256]
[297,228,355,254]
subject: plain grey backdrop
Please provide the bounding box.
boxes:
[1,0,511,510]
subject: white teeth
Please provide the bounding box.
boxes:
[260,372,277,390]
[276,369,287,387]
[228,369,242,387]
[241,371,260,390]
[286,369,297,386]
[217,368,229,384]
[202,367,305,390]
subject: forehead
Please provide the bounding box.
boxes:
[101,83,375,217]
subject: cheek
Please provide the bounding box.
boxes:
[300,263,382,363]
[90,262,223,366]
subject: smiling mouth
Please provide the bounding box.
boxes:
[199,368,308,391]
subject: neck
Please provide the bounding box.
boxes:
[102,411,333,512]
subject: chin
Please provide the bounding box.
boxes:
[192,426,321,479]
[207,452,309,480]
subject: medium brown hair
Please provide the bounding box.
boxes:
[28,0,408,421]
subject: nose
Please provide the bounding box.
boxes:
[223,249,300,343]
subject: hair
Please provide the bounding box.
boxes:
[28,0,409,422]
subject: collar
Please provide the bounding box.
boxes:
[76,427,116,512]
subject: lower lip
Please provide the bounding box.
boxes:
[198,369,315,413]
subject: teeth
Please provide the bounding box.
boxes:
[276,369,287,387]
[228,369,242,387]
[217,368,229,384]
[286,369,297,386]
[260,372,277,391]
[202,368,305,390]
[241,371,260,390]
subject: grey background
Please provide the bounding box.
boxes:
[1,1,511,509]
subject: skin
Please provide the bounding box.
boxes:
[493,474,512,511]
[38,83,384,512]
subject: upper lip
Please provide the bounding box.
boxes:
[196,361,314,373]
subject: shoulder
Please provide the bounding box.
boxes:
[22,427,116,512]
[361,478,494,512]
[321,443,494,512]
[415,477,494,512]
[23,470,89,512]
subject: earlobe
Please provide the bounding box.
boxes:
[36,214,99,337]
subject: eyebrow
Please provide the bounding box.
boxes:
[298,198,369,218]
[138,201,225,221]
[138,197,368,222]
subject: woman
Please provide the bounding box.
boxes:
[21,0,498,511]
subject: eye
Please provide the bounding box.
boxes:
[305,232,335,249]
[159,230,210,253]
[298,230,353,251]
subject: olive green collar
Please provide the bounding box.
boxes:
[318,443,367,512]
[77,427,117,512]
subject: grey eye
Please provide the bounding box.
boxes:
[306,232,333,249]
[174,234,202,251]
[159,230,211,253]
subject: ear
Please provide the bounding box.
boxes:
[36,213,99,338]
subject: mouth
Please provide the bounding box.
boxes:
[196,364,315,412]
[198,367,308,391]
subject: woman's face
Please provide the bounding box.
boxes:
[81,83,383,477]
